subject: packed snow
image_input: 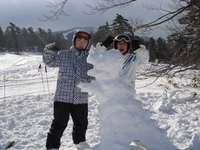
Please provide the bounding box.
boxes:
[0,50,200,150]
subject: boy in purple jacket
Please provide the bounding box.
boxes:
[43,30,94,150]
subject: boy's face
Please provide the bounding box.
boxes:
[75,37,88,50]
[117,40,128,55]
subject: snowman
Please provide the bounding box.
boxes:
[79,45,178,150]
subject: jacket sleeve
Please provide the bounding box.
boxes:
[94,42,107,53]
[43,48,61,67]
[134,45,149,69]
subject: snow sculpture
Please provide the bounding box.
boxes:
[79,46,179,150]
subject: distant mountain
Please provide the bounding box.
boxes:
[140,36,150,41]
[53,27,150,41]
[53,27,97,39]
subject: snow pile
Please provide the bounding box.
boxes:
[0,52,200,150]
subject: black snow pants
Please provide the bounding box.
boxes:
[46,101,88,149]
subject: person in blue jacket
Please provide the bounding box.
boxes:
[43,30,94,150]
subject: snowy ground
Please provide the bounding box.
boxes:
[0,52,200,150]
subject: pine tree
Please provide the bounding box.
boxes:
[156,37,169,63]
[147,37,157,62]
[54,33,67,50]
[46,29,54,43]
[93,21,112,44]
[110,14,133,37]
[27,27,38,51]
[36,28,48,52]
[20,28,29,51]
[0,27,5,51]
[5,23,21,54]
[167,0,200,68]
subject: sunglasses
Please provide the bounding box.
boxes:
[76,32,90,40]
[115,34,131,42]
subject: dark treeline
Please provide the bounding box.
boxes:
[0,22,67,54]
[0,14,170,63]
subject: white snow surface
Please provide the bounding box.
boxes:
[0,50,200,150]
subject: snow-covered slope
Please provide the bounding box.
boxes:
[0,52,200,150]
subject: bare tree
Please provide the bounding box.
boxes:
[133,0,198,33]
[41,0,136,21]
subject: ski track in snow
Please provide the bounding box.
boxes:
[0,52,200,150]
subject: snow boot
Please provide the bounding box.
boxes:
[75,141,90,149]
[129,140,147,150]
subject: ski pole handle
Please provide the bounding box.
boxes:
[3,74,6,81]
[45,65,47,73]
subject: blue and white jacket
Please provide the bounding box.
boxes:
[43,46,94,104]
[95,43,149,86]
[119,45,149,86]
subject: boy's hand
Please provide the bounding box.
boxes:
[45,42,60,52]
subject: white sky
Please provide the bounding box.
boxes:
[0,0,173,39]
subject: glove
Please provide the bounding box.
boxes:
[45,42,60,52]
[132,40,140,51]
[102,36,114,48]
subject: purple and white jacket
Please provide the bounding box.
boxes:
[43,46,94,104]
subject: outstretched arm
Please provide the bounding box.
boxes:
[43,42,61,67]
[135,45,149,69]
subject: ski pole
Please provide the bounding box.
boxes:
[3,74,6,105]
[45,65,50,96]
[38,64,46,96]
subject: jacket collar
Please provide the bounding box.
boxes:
[71,46,89,56]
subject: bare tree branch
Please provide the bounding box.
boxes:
[38,0,69,22]
[84,0,136,15]
[134,2,193,32]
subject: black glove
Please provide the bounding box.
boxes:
[45,42,60,52]
[132,40,140,51]
[102,36,114,48]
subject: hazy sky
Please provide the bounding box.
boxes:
[0,0,172,39]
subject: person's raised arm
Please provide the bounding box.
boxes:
[43,42,61,67]
[95,36,114,53]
